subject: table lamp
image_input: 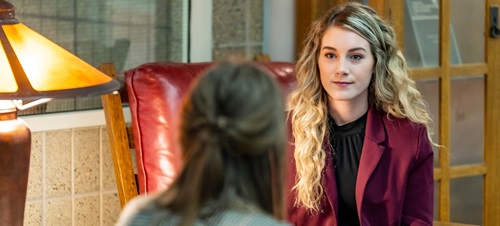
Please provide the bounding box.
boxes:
[0,1,121,225]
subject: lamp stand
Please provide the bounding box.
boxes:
[0,108,31,226]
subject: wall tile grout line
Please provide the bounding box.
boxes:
[27,190,117,203]
[216,42,262,48]
[100,126,104,226]
[71,129,75,226]
[42,132,47,226]
[245,0,251,59]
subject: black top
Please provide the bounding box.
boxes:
[328,112,367,226]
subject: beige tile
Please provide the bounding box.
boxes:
[213,0,247,44]
[213,46,245,61]
[74,127,100,194]
[101,127,117,190]
[213,45,263,61]
[46,199,72,226]
[27,132,43,200]
[74,195,100,226]
[249,0,264,42]
[46,130,72,197]
[102,193,121,226]
[24,201,42,226]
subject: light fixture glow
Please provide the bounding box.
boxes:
[3,23,115,92]
[0,1,121,225]
[0,43,16,92]
[0,1,120,100]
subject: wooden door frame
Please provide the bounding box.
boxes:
[295,0,500,224]
[295,0,337,55]
[373,1,500,224]
[484,0,500,224]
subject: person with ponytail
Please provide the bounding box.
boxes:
[287,2,435,225]
[117,62,289,226]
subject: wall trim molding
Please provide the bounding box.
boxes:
[20,107,131,132]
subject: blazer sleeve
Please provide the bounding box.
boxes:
[286,147,300,223]
[285,117,300,223]
[401,126,434,225]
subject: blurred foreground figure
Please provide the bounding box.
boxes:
[117,62,289,226]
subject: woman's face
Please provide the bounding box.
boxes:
[318,26,374,108]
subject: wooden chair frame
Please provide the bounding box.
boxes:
[100,63,138,208]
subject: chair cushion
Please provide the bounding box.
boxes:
[125,62,296,194]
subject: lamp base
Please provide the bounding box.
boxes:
[0,113,31,226]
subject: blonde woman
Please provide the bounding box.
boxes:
[287,2,434,226]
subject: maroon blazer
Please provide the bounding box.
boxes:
[286,107,434,226]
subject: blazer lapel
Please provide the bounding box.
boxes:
[355,108,386,216]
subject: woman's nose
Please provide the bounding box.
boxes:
[335,58,348,76]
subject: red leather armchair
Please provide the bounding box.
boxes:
[101,61,296,207]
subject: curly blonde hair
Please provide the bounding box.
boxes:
[288,2,434,212]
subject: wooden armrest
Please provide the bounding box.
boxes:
[100,63,138,208]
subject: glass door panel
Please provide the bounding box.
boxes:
[450,76,485,165]
[393,0,497,223]
[404,0,441,68]
[450,0,485,65]
[450,176,483,224]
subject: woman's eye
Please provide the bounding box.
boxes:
[351,55,363,60]
[325,53,335,59]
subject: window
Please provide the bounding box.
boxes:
[12,0,189,115]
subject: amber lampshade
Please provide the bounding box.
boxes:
[0,1,120,225]
[0,1,120,100]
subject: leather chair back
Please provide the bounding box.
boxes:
[124,62,296,194]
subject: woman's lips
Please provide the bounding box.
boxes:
[333,81,353,87]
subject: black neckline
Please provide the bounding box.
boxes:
[329,111,368,136]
